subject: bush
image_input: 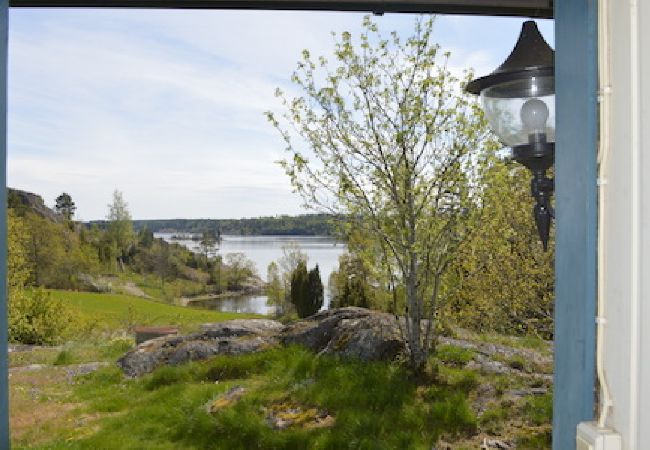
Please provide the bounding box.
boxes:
[8,288,74,345]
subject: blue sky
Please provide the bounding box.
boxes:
[8,9,553,220]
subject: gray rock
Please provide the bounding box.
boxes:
[281,307,404,362]
[117,319,282,377]
[116,308,552,382]
[200,319,284,337]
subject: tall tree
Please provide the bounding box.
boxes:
[306,265,324,317]
[271,243,308,315]
[289,261,310,318]
[55,192,76,221]
[106,189,134,269]
[268,17,497,371]
[266,261,284,312]
[199,229,220,259]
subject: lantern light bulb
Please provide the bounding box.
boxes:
[520,98,549,134]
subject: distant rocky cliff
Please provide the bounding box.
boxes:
[8,188,62,222]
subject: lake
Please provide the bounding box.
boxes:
[156,233,346,315]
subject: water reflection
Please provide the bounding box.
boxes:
[188,295,276,315]
[157,234,346,315]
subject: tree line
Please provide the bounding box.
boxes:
[87,214,339,237]
[7,188,260,344]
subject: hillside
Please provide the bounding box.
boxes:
[8,188,62,222]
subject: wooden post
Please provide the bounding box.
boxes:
[0,0,10,445]
[553,0,598,448]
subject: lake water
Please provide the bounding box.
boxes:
[156,234,346,315]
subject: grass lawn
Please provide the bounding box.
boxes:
[10,291,552,449]
[10,345,552,449]
[13,347,484,449]
[48,289,259,333]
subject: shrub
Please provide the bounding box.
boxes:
[8,288,74,345]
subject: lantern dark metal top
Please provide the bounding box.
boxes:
[466,20,556,251]
[466,20,554,96]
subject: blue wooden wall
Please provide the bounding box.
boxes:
[553,0,598,449]
[0,0,8,445]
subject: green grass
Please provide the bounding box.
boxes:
[48,289,259,333]
[10,291,553,449]
[435,344,476,367]
[117,272,209,303]
[20,347,481,450]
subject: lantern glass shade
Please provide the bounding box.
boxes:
[480,75,555,148]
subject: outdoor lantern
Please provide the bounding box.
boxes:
[466,20,555,250]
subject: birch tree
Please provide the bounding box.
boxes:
[267,17,496,372]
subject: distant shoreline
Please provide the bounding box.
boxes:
[86,214,341,237]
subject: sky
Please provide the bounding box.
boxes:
[7,9,553,220]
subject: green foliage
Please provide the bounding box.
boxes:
[329,253,372,309]
[306,265,324,315]
[479,403,510,434]
[21,212,100,289]
[55,192,76,221]
[522,393,553,426]
[268,16,498,372]
[106,189,135,267]
[122,214,338,236]
[289,261,323,318]
[9,288,74,345]
[53,349,76,366]
[199,229,220,257]
[205,352,274,382]
[137,227,154,248]
[8,211,76,344]
[50,347,480,449]
[47,289,258,333]
[223,253,257,291]
[270,243,309,317]
[265,261,284,309]
[435,344,476,367]
[445,163,555,339]
[428,391,477,437]
[290,261,310,318]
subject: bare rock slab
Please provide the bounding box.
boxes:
[117,319,282,377]
[280,307,405,362]
[117,310,409,377]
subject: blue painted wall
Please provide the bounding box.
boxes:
[553,0,598,449]
[0,0,7,444]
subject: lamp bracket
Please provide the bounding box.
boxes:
[512,140,555,250]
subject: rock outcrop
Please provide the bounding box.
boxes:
[118,308,553,379]
[280,307,404,362]
[8,188,62,222]
[117,319,282,377]
[117,309,406,377]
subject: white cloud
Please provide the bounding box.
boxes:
[8,10,553,219]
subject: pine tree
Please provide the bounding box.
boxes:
[55,192,76,221]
